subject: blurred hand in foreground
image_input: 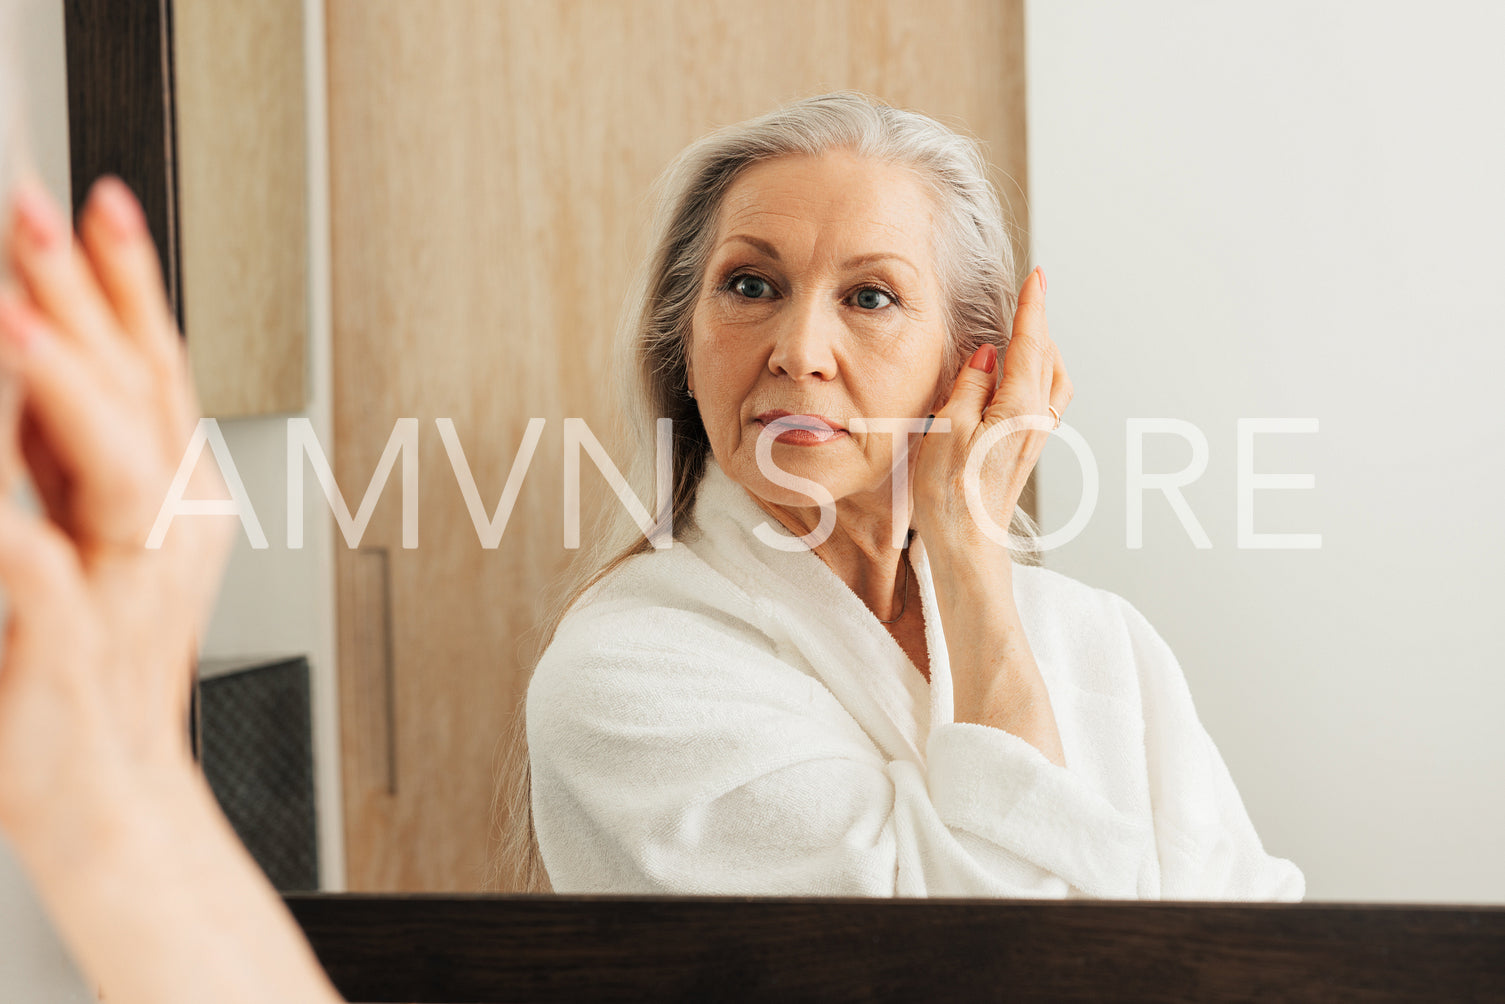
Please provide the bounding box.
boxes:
[0,172,231,842]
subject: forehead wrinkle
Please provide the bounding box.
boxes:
[721,193,929,234]
[709,163,940,285]
[715,206,818,241]
[712,213,931,276]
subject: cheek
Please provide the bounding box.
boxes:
[693,320,763,389]
[911,330,952,397]
[690,304,733,361]
[866,336,948,407]
[688,323,739,436]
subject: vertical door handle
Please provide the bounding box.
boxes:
[352,546,398,795]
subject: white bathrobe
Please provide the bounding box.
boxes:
[527,457,1305,901]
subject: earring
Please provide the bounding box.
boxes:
[687,387,695,399]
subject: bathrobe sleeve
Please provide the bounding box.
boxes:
[527,600,1154,899]
[1114,596,1306,901]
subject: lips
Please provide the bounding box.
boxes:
[755,410,844,432]
[754,410,846,444]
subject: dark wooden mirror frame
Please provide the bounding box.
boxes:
[59,2,1505,1000]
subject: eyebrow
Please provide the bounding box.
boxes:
[720,234,918,275]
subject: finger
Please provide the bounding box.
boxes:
[0,488,84,625]
[0,370,20,498]
[7,173,134,368]
[0,287,131,485]
[19,411,68,530]
[77,177,182,366]
[997,266,1051,397]
[1048,341,1073,425]
[153,337,201,445]
[933,341,998,431]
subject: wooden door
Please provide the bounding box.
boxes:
[328,0,1029,892]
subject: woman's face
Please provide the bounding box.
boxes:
[688,149,950,524]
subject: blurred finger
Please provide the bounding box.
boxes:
[7,174,133,367]
[0,370,19,498]
[0,288,130,484]
[19,412,68,531]
[77,177,181,366]
[0,489,84,624]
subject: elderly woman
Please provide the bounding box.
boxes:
[507,92,1304,900]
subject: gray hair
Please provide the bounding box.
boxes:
[490,90,1041,894]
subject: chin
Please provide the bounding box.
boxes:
[727,444,857,510]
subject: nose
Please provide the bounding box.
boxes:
[767,295,839,382]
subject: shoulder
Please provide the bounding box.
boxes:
[526,541,809,728]
[544,541,767,661]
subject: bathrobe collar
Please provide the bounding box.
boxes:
[687,456,958,767]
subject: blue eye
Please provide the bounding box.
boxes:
[854,287,895,310]
[720,272,898,309]
[729,274,775,299]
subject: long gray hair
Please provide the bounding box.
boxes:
[488,90,1042,893]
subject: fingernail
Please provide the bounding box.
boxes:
[1037,266,1047,296]
[12,176,63,250]
[968,344,996,373]
[92,177,144,237]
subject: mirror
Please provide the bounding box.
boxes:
[68,0,1505,906]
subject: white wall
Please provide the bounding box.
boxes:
[1027,0,1505,902]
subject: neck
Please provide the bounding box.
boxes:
[746,490,913,620]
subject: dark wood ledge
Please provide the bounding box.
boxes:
[284,894,1505,1003]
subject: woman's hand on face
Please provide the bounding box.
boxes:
[0,174,234,844]
[911,267,1071,555]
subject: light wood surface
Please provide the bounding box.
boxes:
[328,0,1029,892]
[175,0,308,416]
